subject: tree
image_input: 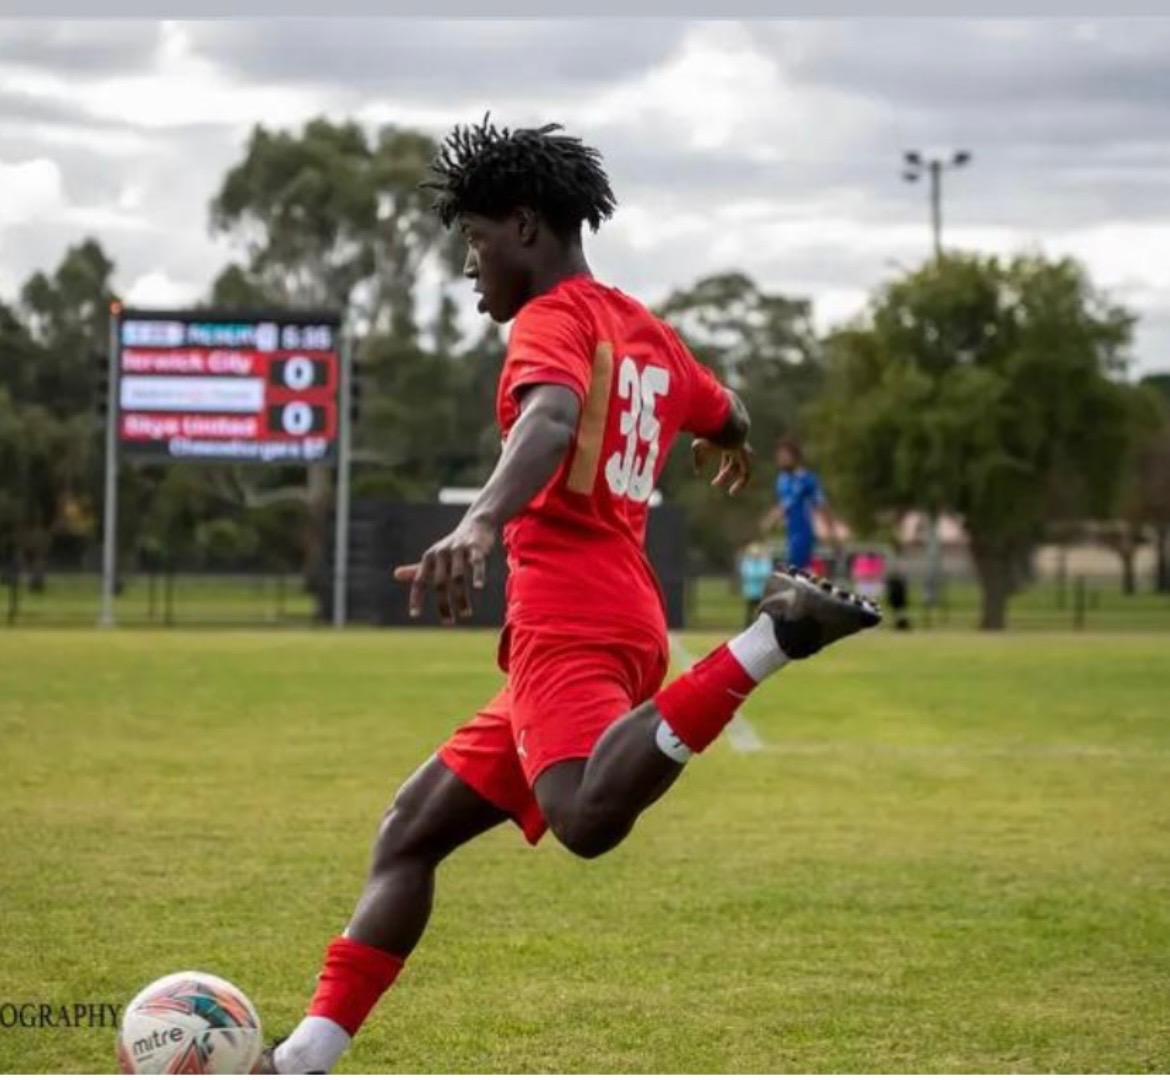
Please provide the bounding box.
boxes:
[1093,383,1168,594]
[0,390,91,587]
[19,238,116,418]
[0,300,42,405]
[204,263,279,310]
[210,119,377,309]
[0,242,114,585]
[1134,376,1170,592]
[810,252,1135,630]
[208,117,457,587]
[655,272,822,569]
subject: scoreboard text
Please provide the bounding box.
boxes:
[115,310,343,465]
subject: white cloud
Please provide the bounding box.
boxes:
[124,270,202,308]
[0,18,1168,378]
[0,25,321,132]
[0,157,65,226]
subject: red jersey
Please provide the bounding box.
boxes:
[496,274,731,645]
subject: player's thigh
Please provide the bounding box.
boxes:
[433,686,547,846]
[508,628,669,802]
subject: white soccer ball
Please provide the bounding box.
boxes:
[116,971,263,1074]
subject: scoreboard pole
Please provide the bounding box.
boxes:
[99,305,122,629]
[332,327,354,628]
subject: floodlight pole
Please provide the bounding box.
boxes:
[99,305,121,629]
[929,159,943,260]
[332,322,353,629]
[901,150,972,619]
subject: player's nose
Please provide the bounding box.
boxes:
[463,247,478,279]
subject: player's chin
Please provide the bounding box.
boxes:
[481,292,520,323]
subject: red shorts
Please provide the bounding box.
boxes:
[437,624,669,845]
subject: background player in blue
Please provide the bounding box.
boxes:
[761,437,845,571]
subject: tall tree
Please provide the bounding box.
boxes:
[0,300,42,406]
[1133,376,1170,592]
[210,118,376,309]
[810,252,1135,630]
[1092,383,1168,594]
[19,238,116,418]
[208,117,455,587]
[655,272,822,568]
[0,241,115,583]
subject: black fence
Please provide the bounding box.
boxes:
[3,499,691,630]
[317,499,690,629]
[3,565,314,628]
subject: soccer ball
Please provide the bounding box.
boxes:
[116,971,263,1074]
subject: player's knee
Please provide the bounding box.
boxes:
[547,804,625,861]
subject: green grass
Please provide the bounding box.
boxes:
[2,629,1169,1073]
[4,573,315,627]
[8,571,1170,633]
[691,575,1170,633]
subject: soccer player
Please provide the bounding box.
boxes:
[760,437,845,573]
[259,118,880,1075]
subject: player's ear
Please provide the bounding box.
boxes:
[516,207,539,246]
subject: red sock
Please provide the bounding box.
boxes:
[306,936,404,1036]
[653,643,757,753]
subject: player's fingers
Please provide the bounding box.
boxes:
[409,552,436,618]
[739,448,754,485]
[471,549,487,591]
[437,582,454,625]
[712,455,734,488]
[409,577,427,619]
[433,552,458,624]
[393,564,419,583]
[691,439,713,474]
[450,548,471,619]
[728,451,752,495]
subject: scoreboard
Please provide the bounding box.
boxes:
[115,309,344,465]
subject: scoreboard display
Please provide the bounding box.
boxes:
[115,309,344,465]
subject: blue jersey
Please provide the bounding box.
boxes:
[776,468,824,552]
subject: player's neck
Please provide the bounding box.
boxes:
[530,250,593,298]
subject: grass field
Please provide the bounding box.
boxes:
[690,576,1170,634]
[2,628,1169,1073]
[7,570,1170,633]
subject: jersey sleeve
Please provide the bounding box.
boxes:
[502,293,594,406]
[674,335,731,437]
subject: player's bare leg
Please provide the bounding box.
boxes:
[534,568,881,859]
[347,756,507,955]
[261,758,506,1074]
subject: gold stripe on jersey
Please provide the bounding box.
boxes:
[567,341,614,494]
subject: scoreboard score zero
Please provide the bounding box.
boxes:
[115,309,344,465]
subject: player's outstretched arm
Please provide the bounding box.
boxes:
[692,388,753,496]
[465,383,581,532]
[394,384,581,623]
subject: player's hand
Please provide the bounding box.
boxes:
[393,516,497,625]
[692,438,753,496]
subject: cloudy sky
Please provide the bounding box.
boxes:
[3,18,1170,376]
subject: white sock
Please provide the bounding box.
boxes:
[655,719,693,763]
[274,1015,351,1075]
[727,614,789,683]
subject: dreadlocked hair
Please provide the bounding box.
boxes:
[422,113,617,238]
